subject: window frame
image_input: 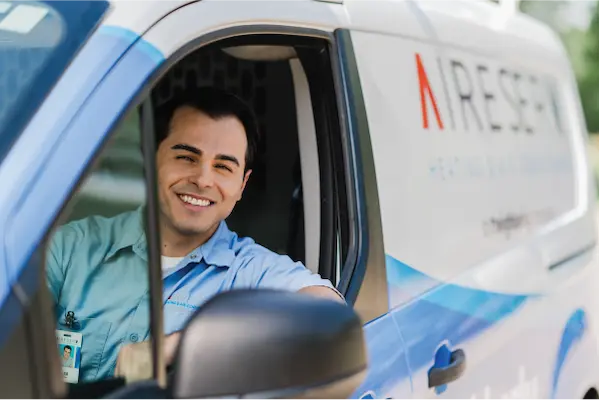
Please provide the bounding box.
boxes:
[293,28,389,321]
[330,28,389,321]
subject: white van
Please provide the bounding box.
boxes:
[0,0,597,398]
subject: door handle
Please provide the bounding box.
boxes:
[428,349,466,388]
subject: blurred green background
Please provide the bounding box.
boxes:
[520,0,600,180]
[520,0,598,134]
[519,0,599,192]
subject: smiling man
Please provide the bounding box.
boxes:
[46,87,343,384]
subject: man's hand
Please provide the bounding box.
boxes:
[115,332,182,383]
[114,340,152,383]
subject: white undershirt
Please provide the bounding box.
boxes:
[161,255,184,271]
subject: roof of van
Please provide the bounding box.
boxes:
[102,0,565,60]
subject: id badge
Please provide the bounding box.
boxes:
[56,330,82,384]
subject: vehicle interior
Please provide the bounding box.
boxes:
[153,41,317,269]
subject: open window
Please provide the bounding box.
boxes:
[149,34,352,285]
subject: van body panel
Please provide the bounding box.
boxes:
[346,0,598,398]
[142,0,349,57]
[350,28,577,284]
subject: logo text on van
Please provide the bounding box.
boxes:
[415,52,564,135]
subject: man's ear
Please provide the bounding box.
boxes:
[237,169,252,201]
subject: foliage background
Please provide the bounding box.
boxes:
[519,0,598,135]
[518,0,598,194]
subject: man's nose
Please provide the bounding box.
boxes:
[192,163,215,188]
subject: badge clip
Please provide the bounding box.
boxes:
[65,311,77,329]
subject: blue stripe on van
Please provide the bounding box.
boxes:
[387,255,530,321]
[99,25,164,64]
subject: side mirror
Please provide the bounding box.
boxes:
[170,289,367,399]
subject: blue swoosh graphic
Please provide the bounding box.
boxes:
[387,255,530,322]
[386,255,530,381]
[550,309,586,398]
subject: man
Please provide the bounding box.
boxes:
[62,346,74,368]
[46,87,343,383]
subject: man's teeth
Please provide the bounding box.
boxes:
[179,195,211,207]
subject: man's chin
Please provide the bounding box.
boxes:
[172,221,217,238]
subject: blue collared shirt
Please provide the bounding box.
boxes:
[46,207,337,382]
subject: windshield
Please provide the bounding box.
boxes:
[0,0,109,163]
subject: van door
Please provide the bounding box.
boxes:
[345,0,598,398]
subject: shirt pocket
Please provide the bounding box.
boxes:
[163,305,196,335]
[56,308,112,382]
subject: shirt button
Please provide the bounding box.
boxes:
[129,333,139,343]
[190,254,197,259]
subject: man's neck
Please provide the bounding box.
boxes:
[159,222,219,257]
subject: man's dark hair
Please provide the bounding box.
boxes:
[154,87,259,171]
[64,346,72,352]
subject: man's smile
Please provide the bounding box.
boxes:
[177,193,215,209]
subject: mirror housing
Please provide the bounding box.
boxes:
[171,289,366,398]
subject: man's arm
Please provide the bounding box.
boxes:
[249,252,346,303]
[298,285,346,303]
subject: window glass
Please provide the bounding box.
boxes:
[46,107,154,385]
[0,0,109,164]
[67,110,144,221]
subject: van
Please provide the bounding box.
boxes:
[0,0,597,398]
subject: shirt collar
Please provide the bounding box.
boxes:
[191,220,236,268]
[104,206,236,268]
[104,206,146,262]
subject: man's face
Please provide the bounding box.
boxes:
[63,347,71,359]
[156,106,251,240]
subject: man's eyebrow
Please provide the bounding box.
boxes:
[171,144,240,167]
[171,143,201,155]
[215,154,240,167]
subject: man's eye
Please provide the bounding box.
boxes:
[215,164,232,172]
[176,155,195,163]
